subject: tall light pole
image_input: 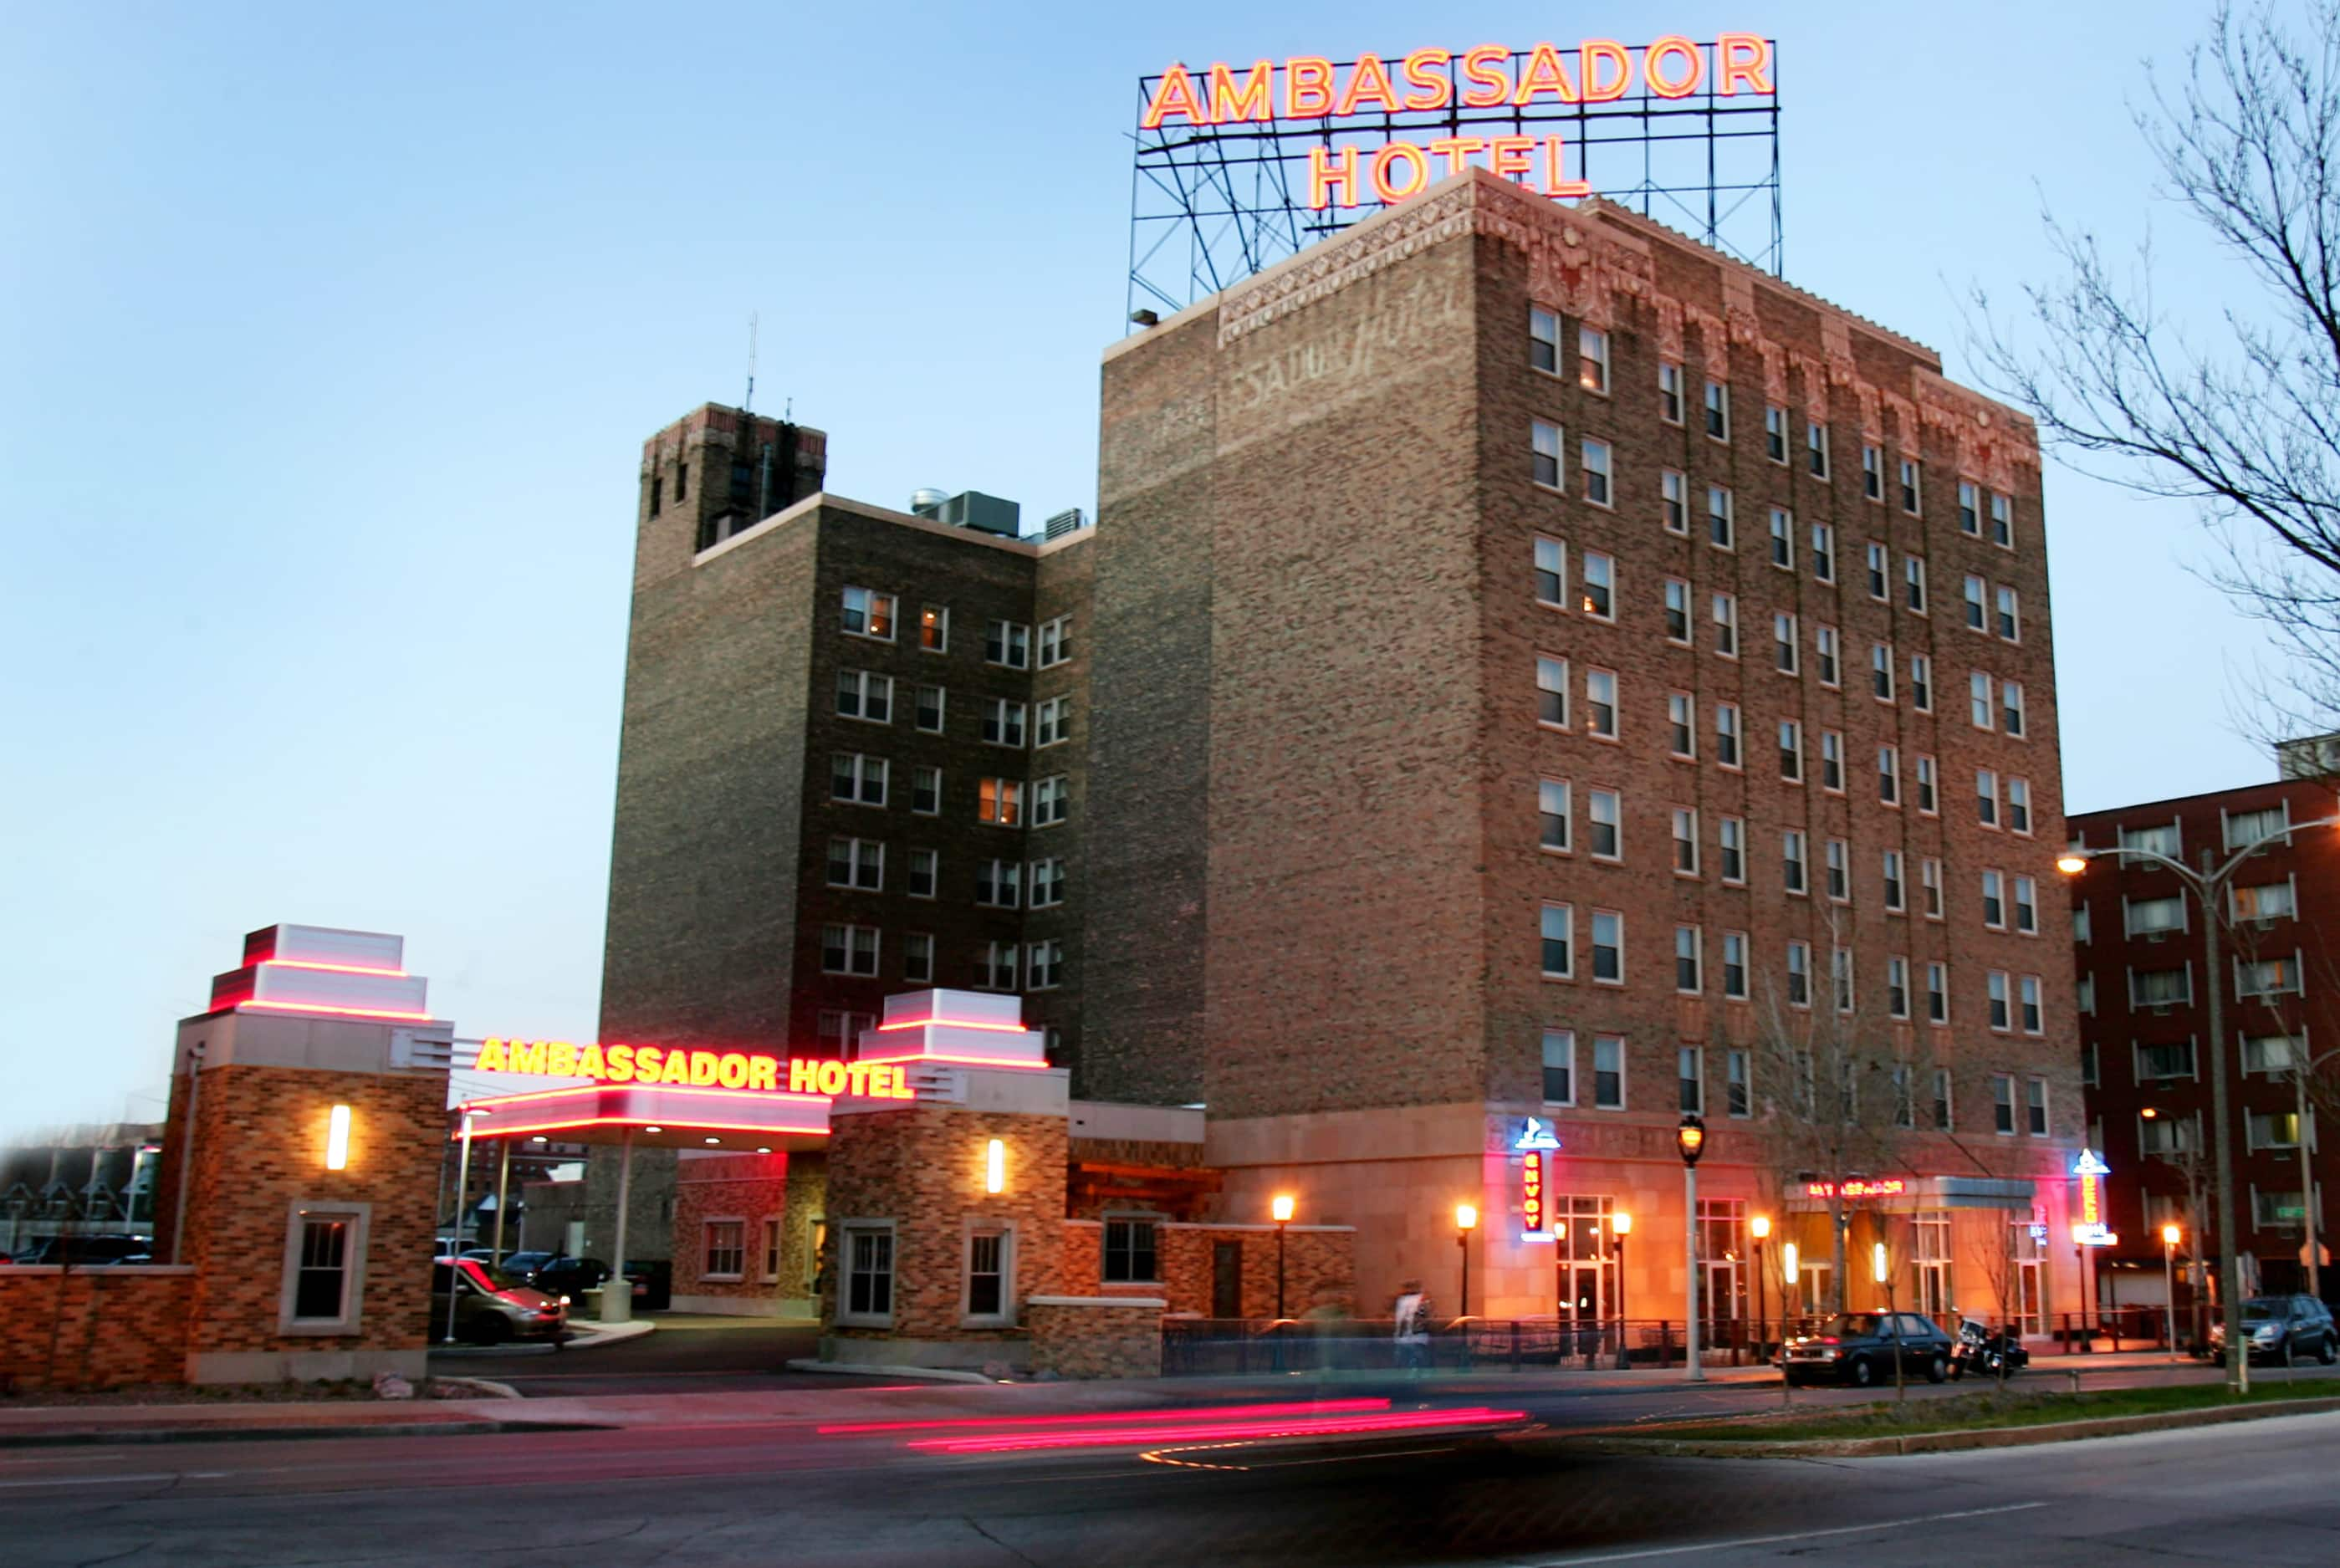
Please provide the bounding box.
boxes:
[1751,1214,1771,1359]
[2059,811,2340,1395]
[1611,1211,1632,1368]
[1678,1114,1707,1382]
[1270,1193,1295,1320]
[442,1107,481,1345]
[2292,1045,2340,1302]
[2162,1223,2183,1363]
[1455,1203,1478,1317]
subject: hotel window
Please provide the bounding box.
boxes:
[1672,807,1699,875]
[2141,1116,2194,1157]
[1715,702,1742,768]
[1585,668,1618,739]
[1888,956,1911,1019]
[2006,776,2032,835]
[2233,879,2297,920]
[1663,469,1689,533]
[1532,420,1564,488]
[703,1219,746,1281]
[1991,1075,2016,1134]
[1833,946,1856,1012]
[1909,653,1932,711]
[1996,586,2021,641]
[1782,830,1808,895]
[1711,592,1739,656]
[1530,306,1560,373]
[964,1226,1012,1323]
[841,586,896,641]
[1704,379,1730,440]
[1668,694,1696,758]
[1904,554,1928,613]
[1038,615,1074,667]
[1811,523,1836,581]
[1922,856,1945,918]
[1540,902,1574,978]
[976,858,1022,908]
[1779,718,1803,782]
[2244,1034,2298,1073]
[1027,941,1063,990]
[1542,1029,1575,1104]
[1581,439,1614,506]
[977,777,1021,826]
[1970,672,1994,730]
[1958,480,1981,535]
[907,847,938,899]
[910,765,940,815]
[981,698,1027,748]
[1033,775,1070,825]
[1933,1068,1954,1130]
[1679,1044,1705,1112]
[978,940,1019,990]
[840,1225,895,1325]
[1926,962,1949,1024]
[1866,541,1888,599]
[1963,573,1988,631]
[1825,836,1849,901]
[836,669,893,723]
[1765,403,1789,462]
[1708,484,1735,549]
[1987,971,2011,1031]
[1990,491,2015,548]
[827,838,885,891]
[2026,1075,2048,1132]
[1815,625,1840,687]
[1589,789,1621,858]
[1862,443,1884,500]
[1806,419,1833,478]
[2077,973,2096,1015]
[1720,932,1750,1001]
[1579,325,1611,393]
[1878,744,1901,805]
[1581,550,1614,617]
[1899,457,1922,513]
[2240,954,2303,997]
[1872,642,1895,701]
[1535,536,1566,605]
[1593,1035,1626,1108]
[1539,778,1571,852]
[1659,361,1685,423]
[1774,610,1799,672]
[984,620,1029,668]
[919,604,948,652]
[2131,966,2192,1007]
[2138,1039,2196,1080]
[1820,729,1845,791]
[832,753,889,807]
[1664,578,1691,641]
[914,684,946,734]
[2002,680,2026,737]
[814,1012,871,1059]
[1719,815,1746,883]
[820,924,880,978]
[1029,856,1065,907]
[2019,976,2045,1034]
[2123,820,2184,856]
[1727,1047,1752,1116]
[286,1208,360,1331]
[1786,941,1811,1007]
[2013,876,2038,934]
[1035,697,1070,748]
[2251,1111,2305,1152]
[1536,656,1569,727]
[1591,911,1623,983]
[1676,927,1704,993]
[1981,869,2005,928]
[903,932,934,984]
[1768,507,1793,568]
[1977,767,2000,827]
[1883,850,1906,911]
[1102,1218,1159,1284]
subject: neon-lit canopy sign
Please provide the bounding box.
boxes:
[1804,1178,1907,1200]
[474,1039,913,1101]
[2072,1149,2115,1245]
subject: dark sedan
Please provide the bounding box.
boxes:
[523,1255,614,1302]
[1782,1311,1953,1387]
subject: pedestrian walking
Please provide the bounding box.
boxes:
[1392,1279,1435,1372]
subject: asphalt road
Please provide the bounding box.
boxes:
[3,1371,2336,1566]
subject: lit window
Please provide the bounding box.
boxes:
[1579,324,1610,393]
[977,777,1021,826]
[920,605,948,652]
[1581,551,1614,617]
[842,586,896,641]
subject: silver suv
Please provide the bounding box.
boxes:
[2209,1295,2337,1365]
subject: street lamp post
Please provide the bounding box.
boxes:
[1270,1193,1295,1320]
[1455,1203,1478,1318]
[2162,1223,2183,1363]
[1678,1115,1707,1382]
[1611,1211,1632,1369]
[2293,1045,2340,1302]
[2058,811,2340,1395]
[1751,1214,1772,1361]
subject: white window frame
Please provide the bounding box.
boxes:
[838,1220,897,1327]
[279,1201,370,1336]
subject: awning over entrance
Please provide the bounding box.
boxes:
[457,1083,831,1152]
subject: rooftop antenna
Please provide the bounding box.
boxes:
[743,312,759,415]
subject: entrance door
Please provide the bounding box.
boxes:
[2016,1259,2042,1336]
[1211,1241,1243,1319]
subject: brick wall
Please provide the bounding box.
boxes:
[670,1152,789,1305]
[1026,1298,1163,1379]
[1062,1220,1354,1317]
[0,1269,193,1392]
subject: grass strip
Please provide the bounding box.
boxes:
[1653,1378,2340,1443]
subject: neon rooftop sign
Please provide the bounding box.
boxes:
[1804,1178,1907,1200]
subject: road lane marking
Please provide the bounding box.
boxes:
[0,1474,181,1490]
[1523,1501,2048,1564]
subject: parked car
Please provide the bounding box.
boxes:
[427,1258,566,1345]
[499,1249,557,1279]
[8,1234,151,1266]
[621,1259,672,1312]
[1782,1311,1954,1387]
[2208,1295,2338,1364]
[522,1255,612,1302]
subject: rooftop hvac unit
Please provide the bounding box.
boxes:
[936,490,1021,538]
[1043,508,1089,539]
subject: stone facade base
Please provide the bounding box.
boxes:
[667,1294,817,1320]
[188,1348,430,1385]
[1027,1297,1164,1379]
[817,1333,1027,1373]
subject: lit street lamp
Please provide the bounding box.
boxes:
[2162,1223,2184,1363]
[1455,1202,1479,1317]
[1678,1114,1707,1382]
[2058,810,2340,1395]
[1751,1214,1772,1361]
[1271,1193,1295,1319]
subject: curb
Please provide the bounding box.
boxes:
[783,1358,998,1385]
[1559,1393,2340,1458]
[0,1419,598,1449]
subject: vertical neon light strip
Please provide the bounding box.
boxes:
[1521,1150,1545,1236]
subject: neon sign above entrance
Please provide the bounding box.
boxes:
[473,1039,913,1100]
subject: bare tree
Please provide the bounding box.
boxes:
[1971,2,2340,741]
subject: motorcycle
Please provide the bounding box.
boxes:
[1947,1317,2030,1381]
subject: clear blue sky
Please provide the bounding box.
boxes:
[0,1,2274,1137]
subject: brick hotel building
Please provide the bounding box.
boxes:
[596,169,2087,1330]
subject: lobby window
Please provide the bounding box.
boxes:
[1970,672,1995,730]
[1977,767,2000,827]
[1530,306,1561,373]
[1782,829,1808,895]
[841,586,896,641]
[703,1220,746,1281]
[1581,550,1614,617]
[1540,902,1575,979]
[903,932,934,985]
[1580,324,1611,393]
[1825,836,1849,901]
[1904,554,1928,613]
[977,777,1021,826]
[920,604,948,652]
[1537,656,1570,727]
[1769,507,1793,569]
[1981,868,2006,929]
[1718,815,1746,883]
[1711,592,1739,656]
[1888,956,1910,1019]
[1588,789,1621,859]
[1996,586,2021,641]
[831,753,888,807]
[1779,719,1802,782]
[1668,693,1696,758]
[1029,856,1065,907]
[910,766,940,815]
[1765,403,1789,462]
[1591,911,1623,984]
[1727,1048,1751,1116]
[1663,469,1689,533]
[826,837,885,892]
[1704,379,1730,440]
[964,1227,1011,1323]
[1721,932,1749,999]
[1542,1029,1575,1104]
[1811,522,1836,581]
[1027,940,1063,990]
[1582,439,1614,506]
[1883,850,1905,911]
[1033,775,1070,825]
[840,1224,894,1325]
[1532,420,1564,488]
[1987,971,2011,1031]
[820,925,881,977]
[1862,443,1884,500]
[1909,653,1932,711]
[1673,807,1700,876]
[1659,360,1685,423]
[984,620,1030,669]
[1675,927,1703,993]
[1709,485,1735,549]
[2026,1076,2049,1134]
[1964,573,1988,631]
[1038,615,1074,667]
[914,685,945,734]
[1774,610,1799,673]
[1539,777,1571,852]
[1585,668,1618,738]
[1815,625,1841,687]
[981,698,1027,749]
[1959,480,1981,535]
[1922,857,1944,918]
[1535,535,1566,605]
[2006,776,2031,834]
[978,941,1019,990]
[976,859,1022,908]
[1990,491,2015,548]
[1866,541,1888,599]
[1104,1218,1160,1283]
[286,1208,360,1330]
[2014,876,2038,935]
[2002,679,2026,737]
[1035,696,1070,748]
[1878,743,1901,805]
[836,669,893,724]
[1899,457,1922,513]
[907,848,938,899]
[1664,578,1691,641]
[1679,1045,1705,1112]
[1786,941,1811,1007]
[1593,1035,1625,1108]
[2021,976,2045,1034]
[1715,702,1742,768]
[1926,962,1949,1024]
